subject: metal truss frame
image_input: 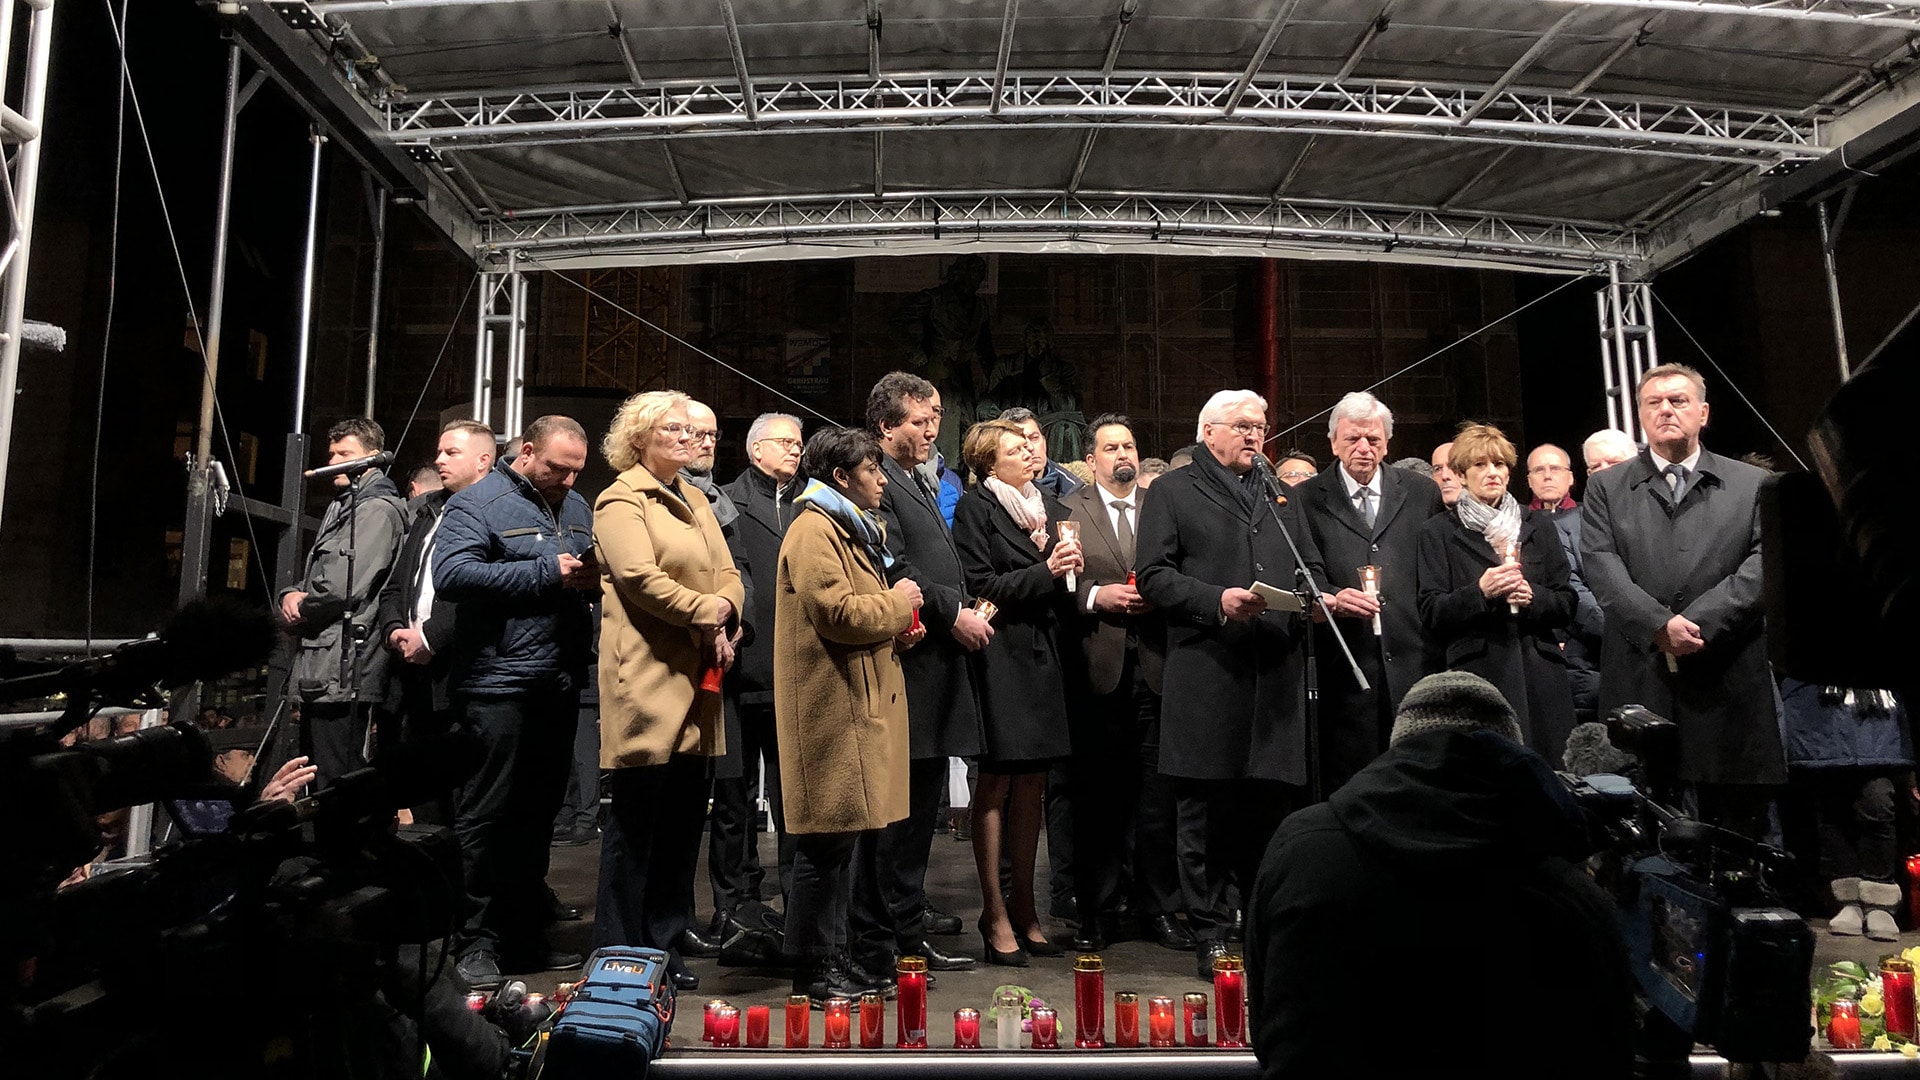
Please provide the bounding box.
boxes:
[384,71,1825,166]
[1596,263,1660,443]
[0,0,54,533]
[473,252,528,441]
[479,192,1637,274]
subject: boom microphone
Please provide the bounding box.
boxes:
[0,596,276,715]
[305,451,394,480]
[1252,454,1289,505]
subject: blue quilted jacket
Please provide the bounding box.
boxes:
[433,461,595,697]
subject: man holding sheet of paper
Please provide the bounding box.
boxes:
[1135,389,1329,981]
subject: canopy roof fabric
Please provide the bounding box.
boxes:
[238,0,1920,275]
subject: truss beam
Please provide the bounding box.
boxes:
[477,193,1636,273]
[382,71,1826,164]
[1541,0,1920,31]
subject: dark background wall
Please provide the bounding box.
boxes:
[1,1,1912,637]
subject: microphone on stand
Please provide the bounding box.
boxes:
[1252,454,1289,505]
[305,450,394,481]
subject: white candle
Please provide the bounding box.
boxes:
[1055,521,1081,592]
[1503,541,1520,616]
[1358,565,1383,636]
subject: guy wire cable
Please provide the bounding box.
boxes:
[1269,269,1600,446]
[1649,289,1810,471]
[384,275,477,458]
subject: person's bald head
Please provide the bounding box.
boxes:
[1430,441,1461,506]
[1526,444,1574,506]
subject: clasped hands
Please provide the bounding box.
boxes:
[1477,563,1533,608]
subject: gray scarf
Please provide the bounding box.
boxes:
[1454,490,1524,557]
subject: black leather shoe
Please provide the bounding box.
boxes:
[717,913,791,969]
[843,956,899,997]
[1021,931,1065,957]
[1146,914,1196,952]
[1072,925,1109,952]
[1196,940,1231,982]
[456,950,503,991]
[677,912,725,959]
[908,938,975,971]
[545,892,582,922]
[922,905,963,936]
[671,970,700,992]
[797,959,875,1006]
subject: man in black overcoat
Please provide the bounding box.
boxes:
[1135,388,1327,980]
[1295,392,1445,794]
[1581,363,1784,838]
[854,372,988,979]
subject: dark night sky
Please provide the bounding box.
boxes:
[3,1,1916,636]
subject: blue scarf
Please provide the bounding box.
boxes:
[794,479,895,572]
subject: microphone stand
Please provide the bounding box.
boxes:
[1254,458,1369,805]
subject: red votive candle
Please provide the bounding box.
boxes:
[464,992,488,1012]
[714,1005,741,1048]
[703,999,730,1043]
[1114,992,1140,1048]
[1030,1006,1059,1049]
[1884,959,1917,1040]
[746,1005,770,1048]
[1182,992,1210,1048]
[897,955,929,1048]
[953,1007,982,1049]
[1073,954,1106,1048]
[1147,996,1176,1048]
[860,992,886,1048]
[1828,999,1863,1049]
[786,994,811,1048]
[1908,854,1920,926]
[1213,953,1247,1048]
[824,998,852,1048]
[700,665,724,693]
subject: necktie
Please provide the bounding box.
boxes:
[1356,485,1376,529]
[1665,463,1688,503]
[1114,500,1135,565]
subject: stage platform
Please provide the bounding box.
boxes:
[532,827,1913,1067]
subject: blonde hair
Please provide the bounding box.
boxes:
[602,390,691,472]
[1449,423,1518,475]
[963,419,1028,480]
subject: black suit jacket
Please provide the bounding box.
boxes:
[1417,509,1578,764]
[1062,483,1165,697]
[1134,449,1325,784]
[1296,465,1446,786]
[376,490,459,712]
[875,453,985,759]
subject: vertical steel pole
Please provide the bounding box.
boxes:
[474,272,495,425]
[363,187,386,417]
[1606,262,1638,445]
[505,251,526,441]
[1596,289,1621,435]
[0,0,58,532]
[1816,200,1851,381]
[292,127,327,436]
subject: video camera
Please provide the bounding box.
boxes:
[1565,706,1813,1067]
[0,600,507,1080]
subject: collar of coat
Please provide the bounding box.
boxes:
[620,462,709,521]
[1620,447,1728,498]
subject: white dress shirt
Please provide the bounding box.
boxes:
[1084,482,1140,612]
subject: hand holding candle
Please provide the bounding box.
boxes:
[1502,541,1521,616]
[1358,564,1383,636]
[972,597,999,623]
[1054,521,1082,592]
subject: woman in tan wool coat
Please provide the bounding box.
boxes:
[591,389,745,994]
[774,426,926,1004]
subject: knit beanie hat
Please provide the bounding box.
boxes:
[1388,671,1523,747]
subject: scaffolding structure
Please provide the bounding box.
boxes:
[0,0,55,533]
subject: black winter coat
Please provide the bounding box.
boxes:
[1417,509,1578,765]
[376,489,459,713]
[875,454,985,760]
[1247,729,1634,1080]
[951,487,1074,766]
[1134,447,1324,784]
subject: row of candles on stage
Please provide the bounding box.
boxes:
[699,954,1249,1051]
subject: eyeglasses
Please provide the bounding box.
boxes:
[755,436,803,451]
[658,422,719,444]
[1527,464,1571,476]
[1207,420,1269,438]
[1277,469,1315,482]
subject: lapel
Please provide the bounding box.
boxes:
[1677,448,1726,510]
[883,456,939,520]
[1189,452,1254,526]
[1071,484,1127,567]
[731,470,783,536]
[1622,451,1681,512]
[985,493,1048,565]
[1445,509,1504,567]
[1373,467,1410,537]
[1314,470,1372,544]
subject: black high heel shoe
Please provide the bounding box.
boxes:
[1019,930,1065,958]
[977,918,1029,967]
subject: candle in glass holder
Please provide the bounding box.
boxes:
[973,598,999,623]
[746,1005,770,1048]
[996,989,1024,1049]
[703,999,730,1043]
[1908,854,1920,927]
[896,955,929,1048]
[1148,996,1176,1048]
[1213,954,1247,1048]
[1073,954,1106,1048]
[1182,992,1210,1048]
[1055,521,1081,592]
[714,1005,741,1048]
[1828,999,1863,1049]
[860,992,886,1048]
[824,998,853,1048]
[1030,1006,1059,1049]
[1357,564,1383,636]
[464,992,488,1013]
[1502,541,1521,616]
[954,1008,982,1049]
[1114,992,1140,1048]
[1884,958,1917,1039]
[785,994,811,1048]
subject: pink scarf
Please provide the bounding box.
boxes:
[982,476,1048,549]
